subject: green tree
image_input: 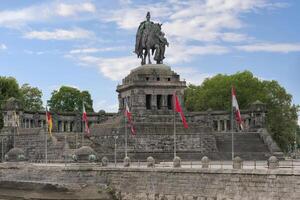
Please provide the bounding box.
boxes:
[184,71,299,152]
[48,86,94,112]
[0,76,22,129]
[20,84,43,112]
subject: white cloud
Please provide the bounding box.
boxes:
[94,100,118,112]
[24,28,94,40]
[236,43,300,53]
[0,44,7,50]
[77,55,139,80]
[66,42,228,81]
[56,3,96,17]
[101,0,280,43]
[119,0,132,5]
[69,46,127,54]
[166,44,230,64]
[173,67,213,85]
[221,32,251,42]
[0,2,96,28]
[101,3,171,30]
[97,0,287,67]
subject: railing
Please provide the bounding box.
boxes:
[24,159,300,170]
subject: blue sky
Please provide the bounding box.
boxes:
[0,0,299,122]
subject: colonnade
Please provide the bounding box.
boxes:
[21,119,94,133]
[214,118,252,132]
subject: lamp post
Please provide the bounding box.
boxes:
[113,135,119,167]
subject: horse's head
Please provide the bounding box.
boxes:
[152,23,162,34]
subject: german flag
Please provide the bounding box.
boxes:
[46,107,53,135]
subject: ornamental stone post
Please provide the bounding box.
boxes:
[268,156,278,169]
[233,156,243,169]
[102,156,109,167]
[173,156,181,168]
[147,156,155,168]
[124,156,131,167]
[201,156,210,168]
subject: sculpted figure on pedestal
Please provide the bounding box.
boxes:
[134,12,169,65]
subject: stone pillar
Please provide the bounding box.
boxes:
[102,157,109,167]
[224,120,227,132]
[201,156,210,168]
[233,156,243,169]
[147,156,155,168]
[67,121,70,132]
[152,95,156,110]
[62,121,65,132]
[162,95,167,110]
[217,120,221,132]
[124,156,130,167]
[268,156,278,169]
[173,156,181,168]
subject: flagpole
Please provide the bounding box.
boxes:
[81,102,84,147]
[231,106,234,160]
[81,120,84,147]
[231,86,235,161]
[76,132,78,149]
[125,111,128,158]
[13,126,15,148]
[173,94,177,159]
[45,107,48,164]
[13,111,16,148]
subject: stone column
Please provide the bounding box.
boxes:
[152,94,156,110]
[62,121,65,132]
[224,120,227,132]
[162,95,167,110]
[67,121,70,132]
[217,120,221,132]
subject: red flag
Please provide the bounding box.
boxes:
[82,104,90,136]
[174,93,188,129]
[124,99,136,135]
[232,86,244,130]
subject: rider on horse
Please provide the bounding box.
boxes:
[134,12,168,65]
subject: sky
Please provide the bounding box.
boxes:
[0,0,299,123]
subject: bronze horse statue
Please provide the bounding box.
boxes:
[135,23,163,65]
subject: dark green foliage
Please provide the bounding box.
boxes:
[20,84,43,112]
[0,77,44,129]
[0,77,22,129]
[184,71,299,152]
[0,76,22,104]
[48,86,94,112]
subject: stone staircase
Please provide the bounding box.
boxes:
[10,128,69,161]
[214,132,272,160]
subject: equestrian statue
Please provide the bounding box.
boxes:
[134,12,169,65]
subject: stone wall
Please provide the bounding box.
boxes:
[1,127,273,162]
[0,163,299,200]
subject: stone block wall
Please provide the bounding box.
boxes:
[90,131,217,161]
[0,164,299,200]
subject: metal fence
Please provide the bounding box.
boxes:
[26,159,300,170]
